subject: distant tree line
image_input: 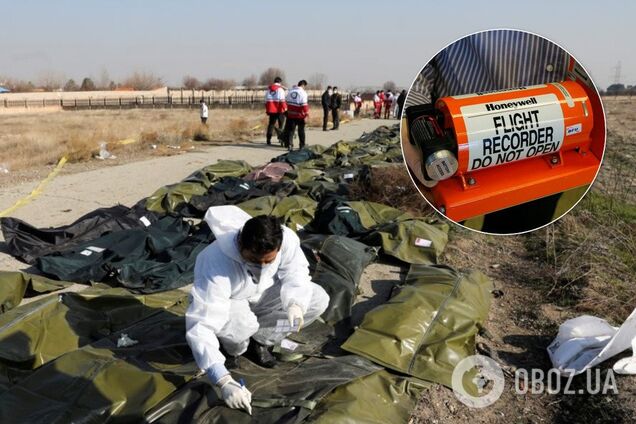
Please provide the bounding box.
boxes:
[1,66,392,93]
[601,83,636,96]
[0,70,165,93]
[181,67,288,91]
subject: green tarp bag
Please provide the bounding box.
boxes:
[347,201,448,264]
[308,370,428,424]
[342,265,493,389]
[146,182,209,213]
[360,218,449,265]
[283,167,327,184]
[238,195,317,232]
[145,355,382,424]
[183,160,253,187]
[147,160,252,212]
[0,288,186,372]
[0,271,72,314]
[0,296,198,422]
[309,199,448,265]
[35,216,191,285]
[296,180,349,202]
[300,234,377,325]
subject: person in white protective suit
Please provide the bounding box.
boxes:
[186,205,330,414]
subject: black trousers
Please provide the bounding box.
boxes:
[322,107,330,130]
[285,118,306,150]
[266,113,285,143]
[331,108,339,129]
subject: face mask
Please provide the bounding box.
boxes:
[245,262,264,283]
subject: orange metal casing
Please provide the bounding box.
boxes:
[430,81,603,221]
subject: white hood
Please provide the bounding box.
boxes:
[204,205,251,263]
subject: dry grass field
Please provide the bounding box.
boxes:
[0,107,358,175]
[0,108,268,172]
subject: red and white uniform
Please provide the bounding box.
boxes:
[265,83,287,114]
[354,95,362,108]
[384,93,393,108]
[285,85,309,120]
[373,94,381,118]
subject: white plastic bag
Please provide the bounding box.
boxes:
[96,142,116,160]
[613,338,636,375]
[547,309,636,375]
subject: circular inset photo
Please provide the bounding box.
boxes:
[401,29,606,234]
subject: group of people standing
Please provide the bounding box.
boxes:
[320,86,343,131]
[200,79,407,152]
[373,89,406,119]
[265,77,309,151]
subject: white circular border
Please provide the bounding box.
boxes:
[399,27,608,236]
[451,354,506,408]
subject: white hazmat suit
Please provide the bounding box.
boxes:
[186,205,329,382]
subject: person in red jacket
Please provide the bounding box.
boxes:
[383,90,393,119]
[353,92,362,117]
[264,77,287,145]
[282,80,309,151]
[373,91,382,119]
[379,90,386,118]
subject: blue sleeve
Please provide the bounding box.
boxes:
[206,363,229,385]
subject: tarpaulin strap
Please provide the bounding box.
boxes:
[0,156,68,217]
[251,398,318,410]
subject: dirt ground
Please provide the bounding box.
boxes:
[0,102,634,422]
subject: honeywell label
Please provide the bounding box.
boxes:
[461,94,565,171]
[566,123,582,136]
[450,84,546,99]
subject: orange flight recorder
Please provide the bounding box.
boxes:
[407,78,604,221]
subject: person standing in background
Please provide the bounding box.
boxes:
[264,77,287,145]
[353,92,362,117]
[373,91,381,119]
[330,86,342,130]
[396,89,407,119]
[321,86,332,131]
[200,99,209,124]
[383,90,393,119]
[391,90,399,118]
[283,80,310,151]
[379,90,386,118]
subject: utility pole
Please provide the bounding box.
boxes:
[611,61,622,85]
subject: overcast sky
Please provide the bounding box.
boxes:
[1,0,633,90]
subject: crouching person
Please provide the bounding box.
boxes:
[186,205,329,414]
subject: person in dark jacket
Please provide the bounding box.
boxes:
[330,86,342,130]
[396,89,407,119]
[321,86,332,131]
